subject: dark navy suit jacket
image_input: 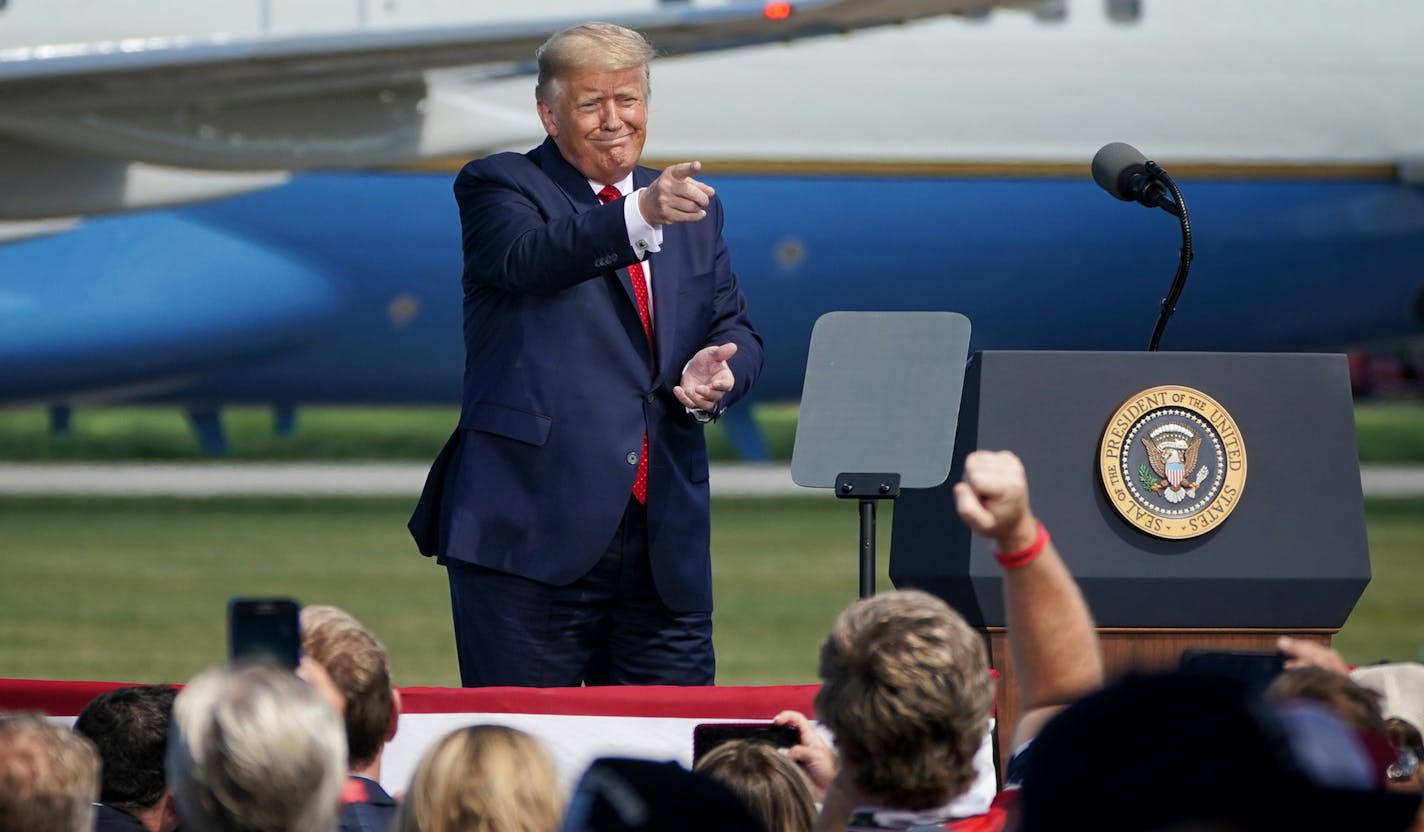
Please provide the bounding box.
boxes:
[338,775,398,832]
[94,804,147,831]
[410,137,763,613]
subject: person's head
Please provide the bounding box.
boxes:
[694,739,816,832]
[1269,667,1388,734]
[299,604,399,771]
[0,712,101,832]
[562,757,768,832]
[167,662,346,832]
[73,685,179,829]
[1018,671,1423,832]
[396,724,562,832]
[534,23,655,186]
[814,589,993,809]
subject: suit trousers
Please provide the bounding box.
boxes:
[444,496,715,686]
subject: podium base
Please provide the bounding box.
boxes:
[983,627,1336,776]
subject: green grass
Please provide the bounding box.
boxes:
[0,495,886,686]
[1333,498,1424,664]
[1,494,1419,687]
[0,400,1417,462]
[1354,403,1424,464]
[0,404,799,461]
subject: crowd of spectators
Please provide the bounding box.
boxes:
[3,450,1423,831]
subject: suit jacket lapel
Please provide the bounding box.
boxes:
[537,139,661,371]
[533,136,600,213]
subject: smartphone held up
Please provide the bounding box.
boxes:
[227,597,301,670]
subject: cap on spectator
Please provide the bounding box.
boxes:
[1017,672,1421,832]
[560,758,769,832]
[1353,662,1424,729]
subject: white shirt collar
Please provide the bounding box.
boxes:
[588,173,635,198]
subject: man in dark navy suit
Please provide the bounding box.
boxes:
[300,605,401,832]
[410,22,763,687]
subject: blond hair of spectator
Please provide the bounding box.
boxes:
[167,662,346,832]
[0,713,100,832]
[815,589,993,809]
[695,739,816,832]
[301,604,397,768]
[396,725,563,832]
[534,22,654,104]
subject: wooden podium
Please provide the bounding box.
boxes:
[890,351,1370,771]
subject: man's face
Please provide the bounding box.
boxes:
[538,66,648,186]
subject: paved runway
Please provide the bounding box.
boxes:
[0,462,816,497]
[2,462,1424,497]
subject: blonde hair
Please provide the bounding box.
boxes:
[397,725,563,832]
[0,713,100,832]
[301,604,395,768]
[535,22,654,103]
[695,739,816,832]
[815,590,993,809]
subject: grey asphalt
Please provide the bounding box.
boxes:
[1,462,1423,497]
[0,462,818,497]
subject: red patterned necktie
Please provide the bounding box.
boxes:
[598,184,651,504]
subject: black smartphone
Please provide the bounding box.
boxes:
[1179,648,1286,691]
[692,721,800,766]
[227,597,301,670]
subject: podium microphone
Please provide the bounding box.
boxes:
[1091,142,1194,351]
[1091,142,1181,216]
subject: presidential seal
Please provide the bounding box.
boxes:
[1098,385,1247,540]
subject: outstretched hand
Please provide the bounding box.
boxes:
[952,450,1039,553]
[638,161,715,226]
[1277,635,1351,674]
[675,343,738,412]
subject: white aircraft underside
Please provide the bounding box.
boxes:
[634,0,1424,167]
[0,0,986,223]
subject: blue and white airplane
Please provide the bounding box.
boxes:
[2,0,1422,455]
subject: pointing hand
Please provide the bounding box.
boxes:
[638,161,715,226]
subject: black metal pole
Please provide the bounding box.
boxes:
[837,473,899,600]
[859,498,876,598]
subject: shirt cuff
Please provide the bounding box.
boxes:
[680,358,719,422]
[625,188,663,258]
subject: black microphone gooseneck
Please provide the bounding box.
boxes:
[1091,142,1194,351]
[1145,160,1192,351]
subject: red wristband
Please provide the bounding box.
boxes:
[994,523,1049,570]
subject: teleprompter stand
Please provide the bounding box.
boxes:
[791,312,971,598]
[835,472,901,597]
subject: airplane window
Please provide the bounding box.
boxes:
[1107,0,1142,23]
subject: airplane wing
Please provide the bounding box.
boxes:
[0,0,990,222]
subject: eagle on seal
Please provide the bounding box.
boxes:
[1141,432,1205,503]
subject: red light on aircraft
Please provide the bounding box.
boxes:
[763,2,792,20]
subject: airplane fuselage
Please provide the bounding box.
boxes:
[1,0,1422,432]
[4,165,1418,408]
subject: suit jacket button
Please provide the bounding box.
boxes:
[644,393,656,403]
[626,452,639,465]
